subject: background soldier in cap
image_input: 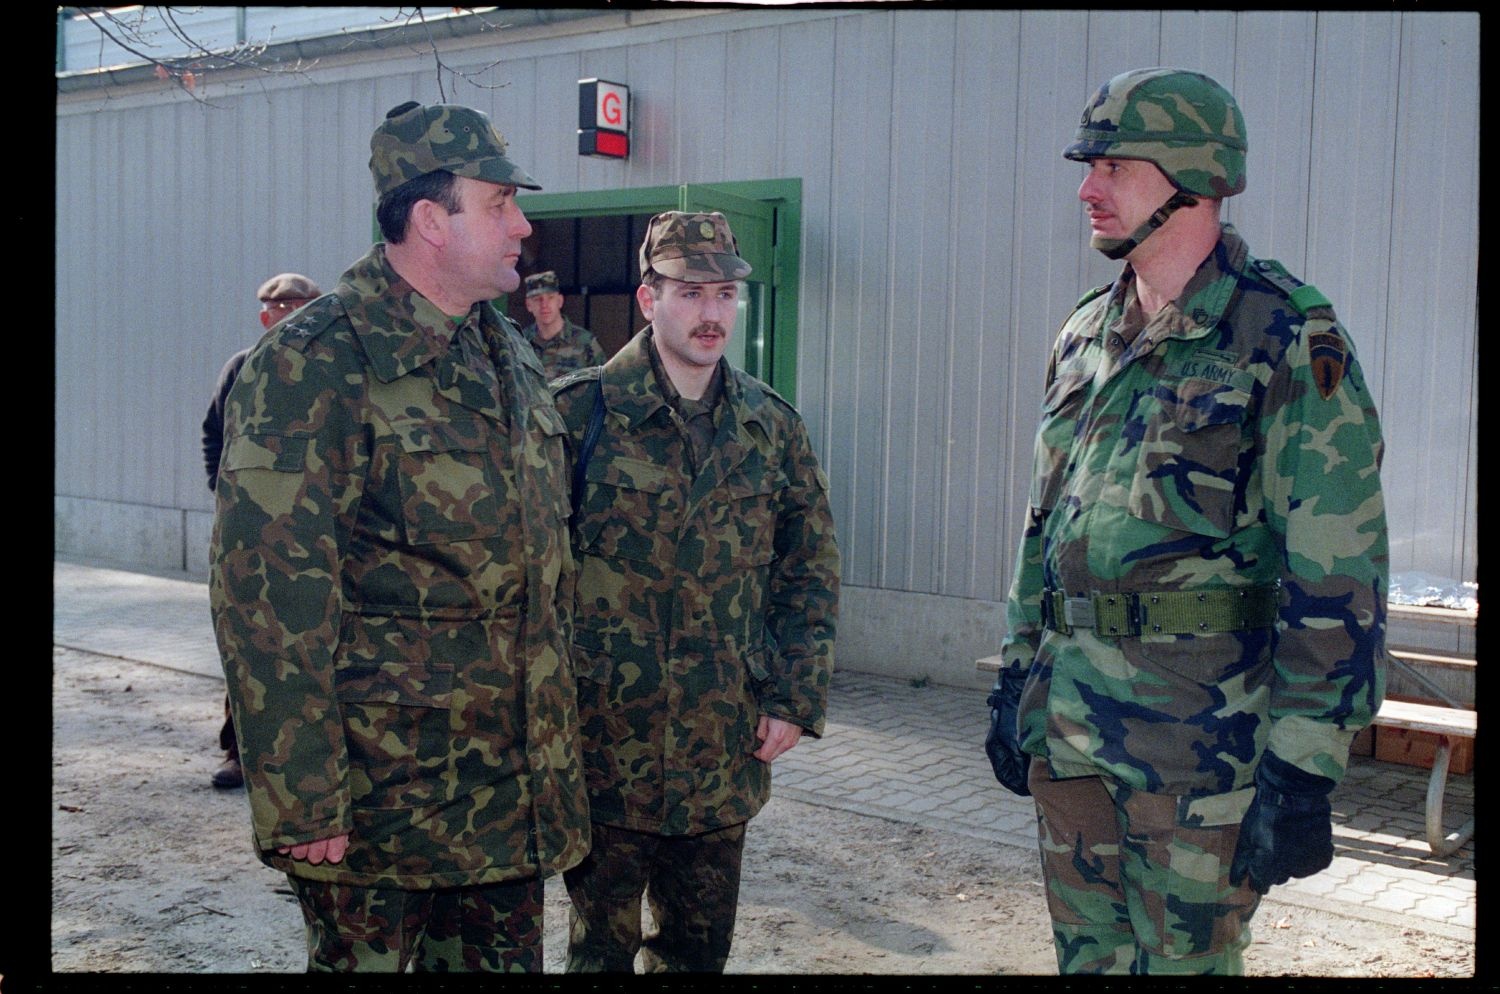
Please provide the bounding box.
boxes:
[984,68,1389,974]
[551,212,840,973]
[210,101,589,972]
[521,270,605,379]
[200,271,322,789]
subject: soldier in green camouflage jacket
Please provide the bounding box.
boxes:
[521,270,606,378]
[552,212,840,972]
[986,69,1388,974]
[210,101,589,972]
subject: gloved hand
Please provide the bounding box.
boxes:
[1229,752,1337,894]
[984,664,1031,797]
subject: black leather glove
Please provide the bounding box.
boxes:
[1229,752,1337,894]
[984,664,1031,797]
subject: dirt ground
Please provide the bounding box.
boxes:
[46,644,1475,981]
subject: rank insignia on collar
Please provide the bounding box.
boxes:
[1308,330,1347,399]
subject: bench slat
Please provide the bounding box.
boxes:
[1373,699,1477,738]
[1389,647,1476,670]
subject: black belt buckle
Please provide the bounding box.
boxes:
[1122,591,1143,637]
[1040,589,1068,635]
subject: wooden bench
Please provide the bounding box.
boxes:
[974,647,1478,858]
[1370,696,1476,857]
[1376,646,1476,858]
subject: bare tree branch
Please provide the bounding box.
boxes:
[62,7,512,105]
[385,7,513,100]
[64,6,320,105]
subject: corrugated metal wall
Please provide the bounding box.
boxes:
[56,8,1478,607]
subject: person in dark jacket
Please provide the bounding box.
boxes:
[201,271,321,788]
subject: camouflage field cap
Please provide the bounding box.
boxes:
[525,270,562,298]
[1063,67,1247,198]
[369,101,541,197]
[256,272,321,302]
[639,211,752,283]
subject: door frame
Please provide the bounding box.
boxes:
[517,179,803,400]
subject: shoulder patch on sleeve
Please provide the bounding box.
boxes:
[1307,327,1349,400]
[1251,258,1335,317]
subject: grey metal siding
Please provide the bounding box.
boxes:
[55,8,1478,608]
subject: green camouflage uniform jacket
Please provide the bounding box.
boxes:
[523,318,606,381]
[552,328,840,836]
[1001,224,1388,796]
[210,244,590,888]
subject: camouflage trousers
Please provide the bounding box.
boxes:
[1027,758,1261,975]
[288,875,544,972]
[563,820,747,972]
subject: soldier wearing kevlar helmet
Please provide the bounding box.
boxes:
[1063,67,1246,259]
[552,212,840,973]
[521,270,605,379]
[984,68,1388,974]
[210,101,588,972]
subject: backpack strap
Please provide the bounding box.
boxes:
[570,369,606,525]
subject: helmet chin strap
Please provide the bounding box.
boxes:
[1091,190,1199,260]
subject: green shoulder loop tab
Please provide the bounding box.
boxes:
[1251,258,1333,316]
[1075,284,1110,309]
[1287,283,1333,315]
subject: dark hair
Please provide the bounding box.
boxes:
[375,170,462,244]
[640,269,665,297]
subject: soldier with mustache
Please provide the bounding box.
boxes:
[552,212,841,973]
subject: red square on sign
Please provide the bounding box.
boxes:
[596,131,628,158]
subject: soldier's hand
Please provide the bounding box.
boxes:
[278,833,350,865]
[984,663,1032,797]
[754,716,803,762]
[1229,754,1335,894]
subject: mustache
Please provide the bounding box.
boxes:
[692,322,727,337]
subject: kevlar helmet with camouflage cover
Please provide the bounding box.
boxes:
[369,101,541,196]
[1065,68,1247,259]
[639,212,752,283]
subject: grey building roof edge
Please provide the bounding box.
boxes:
[55,7,612,94]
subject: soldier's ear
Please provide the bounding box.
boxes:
[635,283,656,321]
[409,198,450,249]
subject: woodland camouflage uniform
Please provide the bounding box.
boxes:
[552,211,840,971]
[522,269,605,379]
[524,317,605,380]
[990,69,1388,975]
[210,102,588,971]
[211,244,588,887]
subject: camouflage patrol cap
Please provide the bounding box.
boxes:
[639,211,752,283]
[256,272,322,302]
[525,270,562,298]
[1063,67,1247,198]
[369,101,541,196]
